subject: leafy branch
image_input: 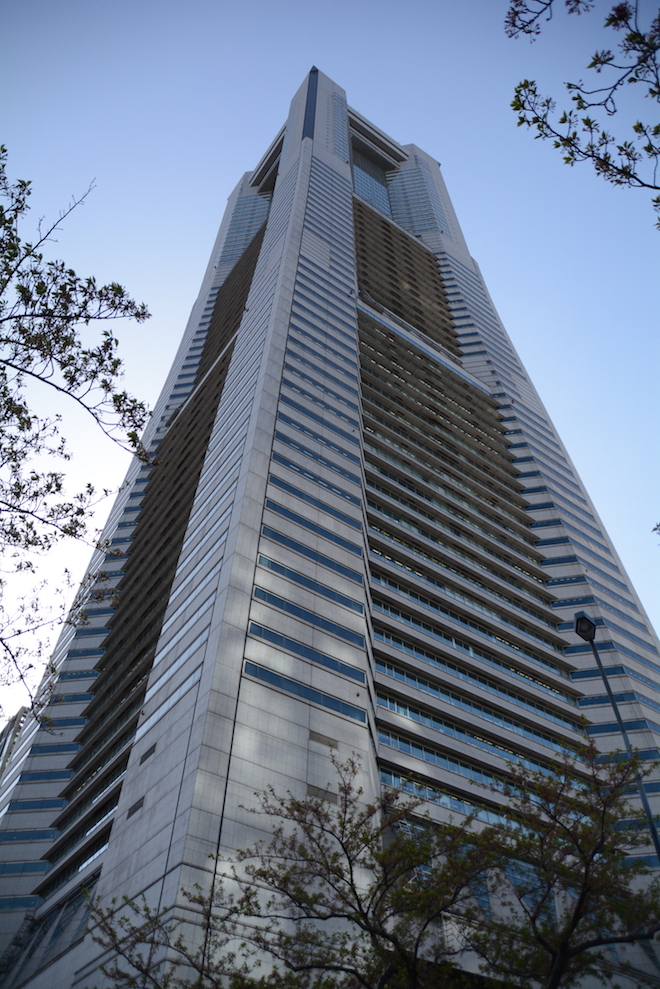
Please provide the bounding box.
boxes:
[506,2,660,225]
[0,146,150,702]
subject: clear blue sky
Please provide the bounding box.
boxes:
[2,0,658,693]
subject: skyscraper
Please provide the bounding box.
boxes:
[1,68,659,987]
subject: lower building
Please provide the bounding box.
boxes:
[1,69,659,987]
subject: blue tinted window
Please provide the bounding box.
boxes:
[258,557,363,613]
[265,500,362,555]
[19,770,74,782]
[8,799,67,812]
[244,661,366,722]
[0,862,50,875]
[353,150,392,216]
[261,527,362,584]
[273,436,360,485]
[0,830,59,842]
[253,588,365,647]
[271,455,360,506]
[249,623,364,682]
[279,397,359,446]
[30,743,81,754]
[268,476,361,529]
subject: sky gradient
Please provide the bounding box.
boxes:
[2,0,658,710]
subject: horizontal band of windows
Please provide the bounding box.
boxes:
[376,694,549,772]
[145,628,210,704]
[299,251,354,289]
[588,719,660,735]
[382,730,500,791]
[162,561,223,636]
[277,412,361,465]
[578,691,660,715]
[495,397,550,430]
[374,570,560,665]
[376,661,576,746]
[0,897,43,911]
[66,648,104,659]
[511,446,572,477]
[541,556,629,592]
[249,623,365,682]
[274,434,360,486]
[565,640,660,675]
[381,768,505,826]
[29,743,81,755]
[364,439,524,531]
[290,308,358,368]
[571,664,660,695]
[135,665,202,742]
[271,454,360,508]
[367,454,524,543]
[244,661,366,723]
[73,627,109,639]
[557,618,657,654]
[373,599,566,684]
[525,502,603,538]
[283,363,359,411]
[261,527,362,584]
[170,554,224,609]
[287,337,358,382]
[518,474,586,508]
[295,270,357,331]
[503,420,563,455]
[553,595,646,632]
[370,536,549,628]
[294,275,357,329]
[258,556,363,613]
[371,546,556,645]
[0,829,59,843]
[546,574,635,610]
[279,395,359,446]
[289,311,356,362]
[536,537,618,572]
[291,302,356,352]
[50,693,94,705]
[265,500,362,556]
[285,348,359,396]
[37,718,87,729]
[7,799,67,813]
[375,627,575,717]
[531,519,611,555]
[181,481,238,554]
[152,594,215,669]
[522,485,596,522]
[282,379,359,429]
[268,475,361,530]
[0,862,50,876]
[19,770,74,782]
[253,588,365,648]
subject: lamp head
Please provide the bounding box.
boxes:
[574,611,597,642]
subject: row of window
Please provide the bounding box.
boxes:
[253,588,364,648]
[374,628,575,722]
[258,556,363,613]
[376,659,576,744]
[262,526,362,584]
[244,661,365,723]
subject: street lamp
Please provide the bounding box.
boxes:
[574,611,660,861]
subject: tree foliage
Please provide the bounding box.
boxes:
[0,146,149,702]
[87,756,490,989]
[86,749,660,989]
[472,742,660,988]
[505,1,660,225]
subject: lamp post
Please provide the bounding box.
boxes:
[574,610,660,861]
